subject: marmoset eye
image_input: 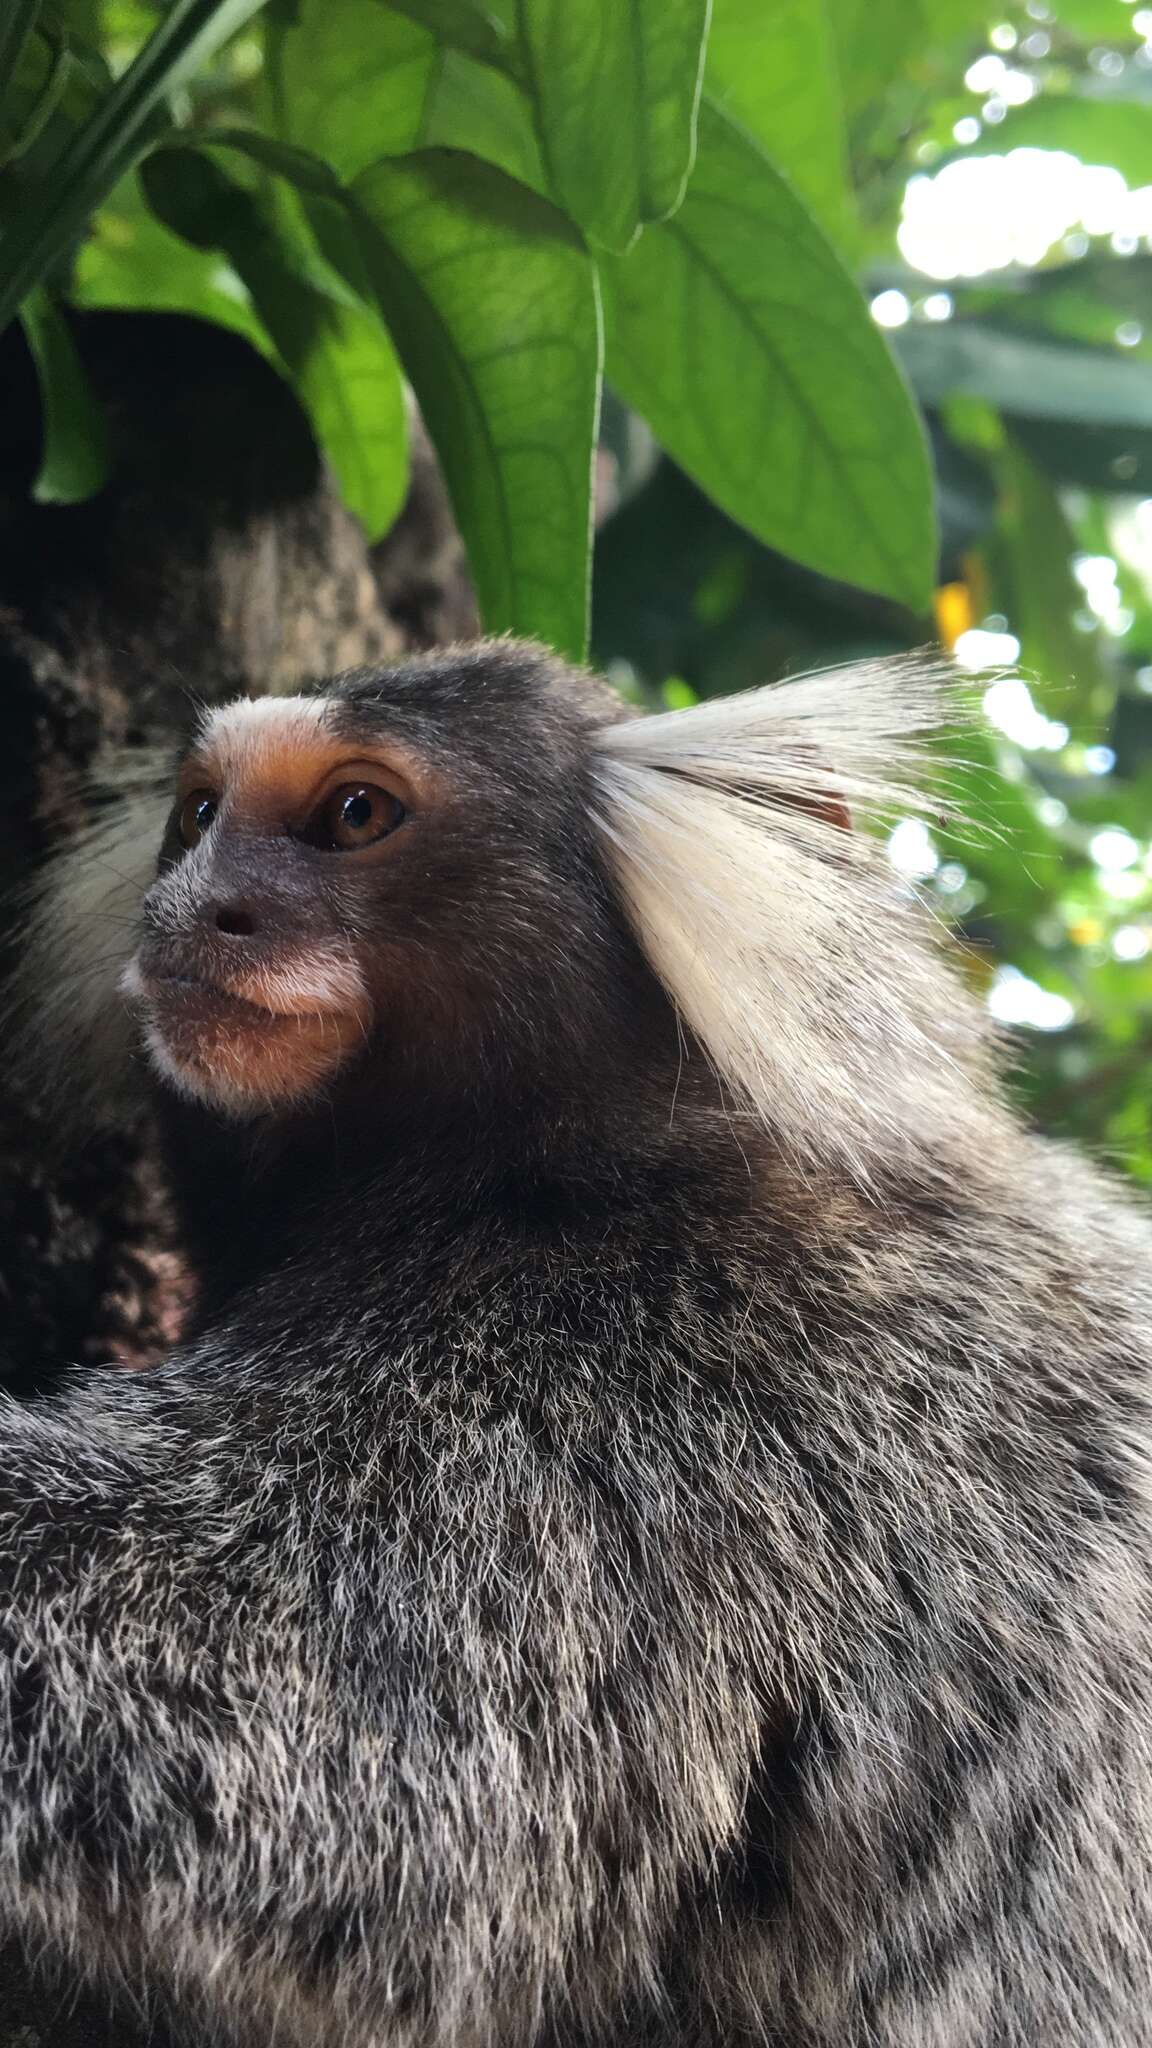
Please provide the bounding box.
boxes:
[306,782,406,851]
[179,789,219,848]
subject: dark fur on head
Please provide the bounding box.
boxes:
[2,642,1152,2048]
[218,644,670,1134]
[122,645,704,1289]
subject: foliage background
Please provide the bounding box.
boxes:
[4,0,1152,1175]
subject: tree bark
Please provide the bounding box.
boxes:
[0,308,474,2043]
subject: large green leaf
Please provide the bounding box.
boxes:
[600,101,935,610]
[705,0,853,251]
[387,0,512,67]
[270,0,545,190]
[0,0,268,333]
[351,149,601,658]
[142,144,408,539]
[18,283,109,502]
[201,128,388,309]
[518,0,708,250]
[268,0,432,176]
[896,320,1152,426]
[72,168,273,357]
[421,46,546,189]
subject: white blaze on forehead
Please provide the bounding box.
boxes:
[201,694,330,742]
[197,694,333,788]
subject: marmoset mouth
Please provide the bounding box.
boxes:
[142,975,283,1022]
[139,972,350,1024]
[125,965,367,1113]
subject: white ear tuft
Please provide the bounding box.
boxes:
[590,658,997,1181]
[5,755,171,1140]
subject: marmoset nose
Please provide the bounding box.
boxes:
[212,901,259,938]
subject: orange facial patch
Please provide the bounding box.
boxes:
[183,694,432,831]
[187,696,340,824]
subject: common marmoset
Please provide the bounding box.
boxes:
[3,642,1152,2047]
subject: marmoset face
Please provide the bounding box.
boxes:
[121,649,631,1121]
[123,693,433,1115]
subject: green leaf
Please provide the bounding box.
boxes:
[72,168,273,357]
[142,145,408,539]
[210,106,541,299]
[1,22,62,166]
[895,320,1152,427]
[518,0,709,250]
[351,148,601,658]
[270,0,545,189]
[268,0,434,177]
[705,0,854,251]
[600,101,936,610]
[387,0,512,67]
[0,0,41,101]
[203,124,345,197]
[1,22,110,169]
[18,283,110,503]
[421,47,546,189]
[0,0,269,335]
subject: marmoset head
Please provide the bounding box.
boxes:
[123,643,641,1124]
[120,640,991,1178]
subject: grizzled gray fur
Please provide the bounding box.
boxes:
[2,643,1152,2047]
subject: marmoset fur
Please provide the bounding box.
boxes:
[3,641,1152,2048]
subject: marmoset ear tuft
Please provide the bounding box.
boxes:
[7,759,171,1140]
[589,658,992,1181]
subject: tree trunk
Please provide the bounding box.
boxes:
[0,308,474,2044]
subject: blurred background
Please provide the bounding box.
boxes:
[593,0,1152,1182]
